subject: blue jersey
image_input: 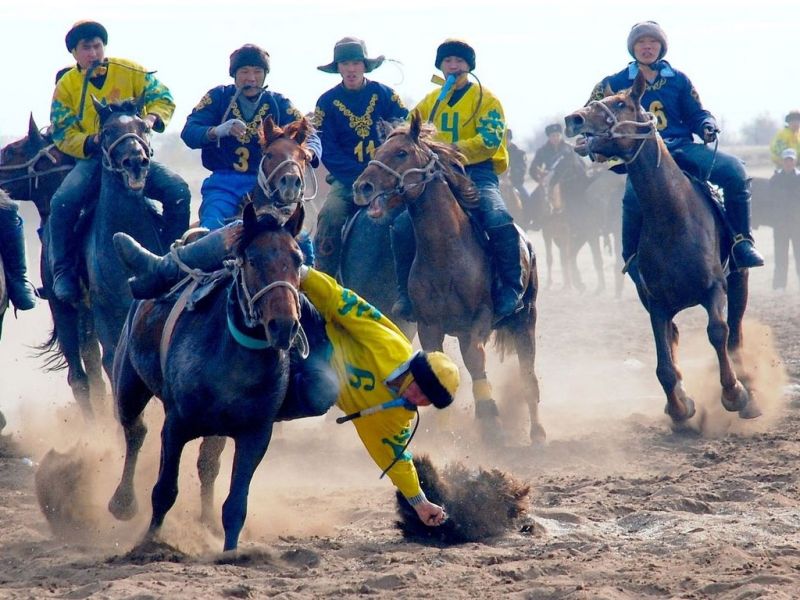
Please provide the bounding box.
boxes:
[313,80,408,187]
[182,85,322,175]
[589,61,716,148]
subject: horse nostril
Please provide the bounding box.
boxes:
[359,181,374,197]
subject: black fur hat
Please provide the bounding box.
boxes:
[434,39,476,72]
[65,20,108,52]
[229,44,271,77]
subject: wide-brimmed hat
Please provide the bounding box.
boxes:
[317,37,385,74]
[627,21,668,60]
[785,110,800,123]
[65,20,108,52]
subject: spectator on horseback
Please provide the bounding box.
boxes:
[0,192,36,310]
[392,38,526,324]
[47,20,190,305]
[181,44,322,231]
[113,223,461,527]
[586,21,764,272]
[770,110,800,169]
[768,148,800,290]
[529,123,573,184]
[312,37,408,276]
[505,128,529,202]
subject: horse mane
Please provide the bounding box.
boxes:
[104,98,141,116]
[389,123,479,207]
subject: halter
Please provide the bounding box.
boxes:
[256,155,318,202]
[366,149,442,201]
[101,132,152,173]
[586,100,661,167]
[229,256,309,358]
[0,144,74,195]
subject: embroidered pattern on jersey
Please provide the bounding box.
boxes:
[333,94,379,138]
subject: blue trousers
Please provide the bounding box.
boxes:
[199,171,256,230]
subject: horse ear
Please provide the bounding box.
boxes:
[243,201,258,232]
[291,118,308,145]
[92,95,112,124]
[284,204,305,238]
[410,110,422,142]
[631,70,646,105]
[27,114,45,149]
[262,116,278,147]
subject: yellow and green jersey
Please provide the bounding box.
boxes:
[770,127,800,168]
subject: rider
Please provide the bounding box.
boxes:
[113,226,461,527]
[505,129,529,203]
[392,38,525,323]
[181,44,322,231]
[312,37,408,276]
[48,20,190,305]
[586,21,764,273]
[0,193,36,310]
[769,110,800,169]
[768,148,800,290]
[529,124,573,184]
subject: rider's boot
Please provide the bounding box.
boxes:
[0,206,37,310]
[48,207,81,305]
[487,223,525,323]
[113,223,243,299]
[726,199,764,268]
[390,218,416,322]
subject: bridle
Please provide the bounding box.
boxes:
[585,100,661,166]
[256,154,318,203]
[0,143,74,196]
[100,131,152,174]
[366,144,442,202]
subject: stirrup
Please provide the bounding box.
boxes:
[621,253,637,274]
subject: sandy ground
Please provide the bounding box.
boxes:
[0,207,798,599]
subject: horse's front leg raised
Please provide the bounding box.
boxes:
[222,428,273,551]
[649,311,695,423]
[457,330,505,446]
[705,284,759,419]
[198,436,227,531]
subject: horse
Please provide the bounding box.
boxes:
[109,203,308,552]
[0,192,9,337]
[353,112,544,444]
[564,70,760,424]
[0,117,104,418]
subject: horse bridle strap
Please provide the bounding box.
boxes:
[101,132,152,172]
[0,144,73,190]
[586,101,661,166]
[256,155,319,203]
[367,151,441,199]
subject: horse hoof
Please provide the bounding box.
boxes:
[529,423,547,446]
[738,399,762,420]
[721,382,749,413]
[108,489,138,521]
[665,396,696,423]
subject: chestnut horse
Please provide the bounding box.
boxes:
[564,70,760,424]
[354,112,543,444]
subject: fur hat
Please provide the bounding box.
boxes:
[545,123,563,135]
[435,39,476,72]
[627,21,668,60]
[65,20,108,52]
[408,351,460,409]
[317,37,385,74]
[229,44,270,77]
[785,110,800,123]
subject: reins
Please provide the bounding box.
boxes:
[366,150,442,201]
[586,100,661,167]
[256,155,318,202]
[0,144,73,194]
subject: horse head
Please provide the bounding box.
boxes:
[564,70,657,164]
[235,202,305,351]
[254,116,314,216]
[0,114,73,206]
[92,95,152,192]
[353,110,476,218]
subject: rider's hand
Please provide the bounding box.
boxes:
[214,119,247,140]
[702,123,719,144]
[143,114,158,130]
[414,499,447,527]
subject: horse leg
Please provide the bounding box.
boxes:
[650,311,695,423]
[512,320,544,444]
[458,333,505,445]
[50,300,94,420]
[80,322,107,415]
[589,235,606,294]
[198,436,227,530]
[543,230,554,288]
[222,428,273,551]
[145,419,188,542]
[108,343,152,521]
[708,280,759,418]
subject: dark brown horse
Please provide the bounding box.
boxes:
[565,71,760,424]
[353,112,543,444]
[109,204,307,552]
[0,118,104,418]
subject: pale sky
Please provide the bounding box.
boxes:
[0,0,796,145]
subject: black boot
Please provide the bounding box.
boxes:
[390,218,416,322]
[487,223,525,322]
[726,201,764,268]
[113,227,237,299]
[0,206,36,310]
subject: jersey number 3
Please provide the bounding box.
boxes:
[233,147,250,172]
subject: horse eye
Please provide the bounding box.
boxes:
[397,149,408,159]
[615,101,626,109]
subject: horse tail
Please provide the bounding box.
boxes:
[33,326,68,372]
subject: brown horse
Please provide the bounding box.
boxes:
[564,70,760,424]
[353,112,543,444]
